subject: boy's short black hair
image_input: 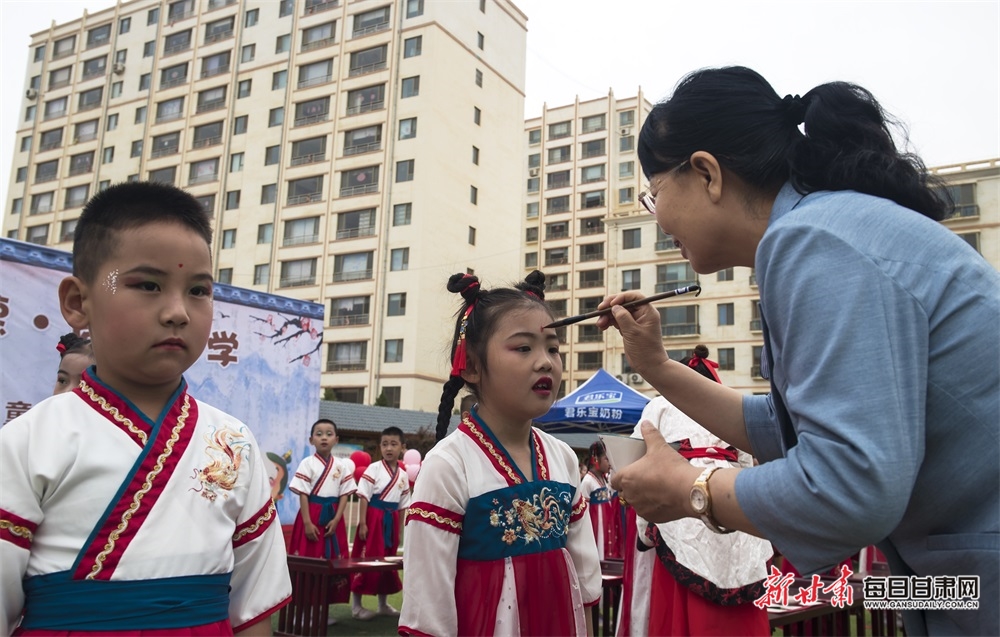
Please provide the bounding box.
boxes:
[73,181,213,284]
[312,418,338,437]
[381,426,404,442]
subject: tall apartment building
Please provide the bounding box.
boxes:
[4,0,528,412]
[524,95,1000,396]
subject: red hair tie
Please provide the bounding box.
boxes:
[450,303,476,377]
[56,343,66,354]
[688,355,722,384]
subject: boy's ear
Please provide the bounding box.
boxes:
[59,276,90,333]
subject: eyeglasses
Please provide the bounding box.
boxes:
[638,160,689,214]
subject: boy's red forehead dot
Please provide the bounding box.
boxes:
[178,263,183,268]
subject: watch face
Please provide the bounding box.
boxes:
[691,488,707,514]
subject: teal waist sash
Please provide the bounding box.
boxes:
[369,496,399,549]
[308,494,341,558]
[21,570,231,630]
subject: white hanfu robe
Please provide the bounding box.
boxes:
[0,369,291,634]
[399,411,601,637]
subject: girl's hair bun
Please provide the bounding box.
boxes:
[447,272,481,304]
[519,270,546,301]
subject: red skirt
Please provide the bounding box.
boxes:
[350,507,402,595]
[647,558,770,636]
[289,503,350,604]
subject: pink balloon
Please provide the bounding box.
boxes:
[403,449,422,465]
[405,462,420,483]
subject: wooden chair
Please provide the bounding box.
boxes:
[275,555,336,637]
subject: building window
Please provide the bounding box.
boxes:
[957,232,981,253]
[30,192,54,214]
[400,76,420,98]
[718,303,735,326]
[547,170,570,189]
[287,176,323,205]
[221,229,237,249]
[661,305,699,337]
[473,107,481,125]
[404,36,422,58]
[581,190,606,209]
[717,348,735,371]
[189,158,219,185]
[620,161,634,178]
[192,120,223,148]
[216,268,233,284]
[15,167,26,182]
[528,129,541,145]
[225,190,241,210]
[328,342,367,372]
[581,139,606,159]
[349,45,388,76]
[579,243,604,262]
[241,44,255,63]
[399,117,416,140]
[336,208,375,239]
[274,33,291,54]
[143,41,155,57]
[406,0,423,18]
[393,203,411,226]
[238,79,251,98]
[261,145,279,166]
[164,30,192,55]
[294,96,331,126]
[69,151,94,175]
[197,86,226,113]
[77,86,103,112]
[346,85,384,115]
[82,56,107,79]
[353,6,390,37]
[291,136,327,165]
[581,114,606,134]
[26,224,50,245]
[201,51,231,78]
[160,62,188,88]
[618,187,634,204]
[234,115,248,135]
[298,59,333,88]
[60,219,78,242]
[269,107,284,127]
[524,252,538,268]
[384,339,403,363]
[472,146,479,165]
[53,35,76,59]
[148,166,177,185]
[340,166,379,196]
[43,97,68,120]
[578,351,603,371]
[546,195,570,214]
[261,183,277,204]
[284,217,320,245]
[130,140,143,158]
[526,202,539,219]
[395,159,415,182]
[302,21,336,51]
[581,164,606,184]
[253,264,270,286]
[549,121,571,139]
[938,183,979,218]
[657,262,698,291]
[475,68,483,87]
[387,292,406,316]
[65,184,90,209]
[34,45,46,62]
[334,252,374,282]
[620,110,635,127]
[24,105,36,122]
[622,269,641,291]
[39,128,64,151]
[279,258,317,287]
[390,248,409,271]
[331,296,370,326]
[230,152,244,172]
[245,8,259,27]
[155,97,184,123]
[620,135,635,152]
[135,105,147,123]
[476,32,484,49]
[717,268,734,282]
[470,186,478,205]
[545,221,568,240]
[107,113,118,130]
[548,146,571,164]
[138,73,151,91]
[205,16,235,44]
[20,136,32,152]
[468,226,476,245]
[279,0,293,17]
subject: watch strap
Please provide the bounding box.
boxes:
[695,466,735,535]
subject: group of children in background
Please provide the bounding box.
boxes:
[6,179,771,634]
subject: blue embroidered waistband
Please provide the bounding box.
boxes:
[21,571,231,630]
[369,498,399,511]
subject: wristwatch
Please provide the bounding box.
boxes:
[690,466,735,534]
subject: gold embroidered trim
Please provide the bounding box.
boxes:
[0,519,34,542]
[463,416,521,484]
[408,506,463,531]
[532,431,547,480]
[79,380,147,445]
[571,497,587,516]
[87,395,190,579]
[233,500,276,543]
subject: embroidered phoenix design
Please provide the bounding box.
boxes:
[191,426,252,501]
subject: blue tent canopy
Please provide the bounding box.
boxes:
[534,368,651,434]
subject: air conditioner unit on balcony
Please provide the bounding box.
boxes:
[25,88,38,99]
[529,167,539,177]
[113,63,126,74]
[620,127,631,136]
[628,373,643,385]
[615,374,626,382]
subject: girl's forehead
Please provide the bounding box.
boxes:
[493,306,553,332]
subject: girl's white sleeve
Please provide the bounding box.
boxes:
[0,416,38,636]
[398,449,467,637]
[566,454,602,605]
